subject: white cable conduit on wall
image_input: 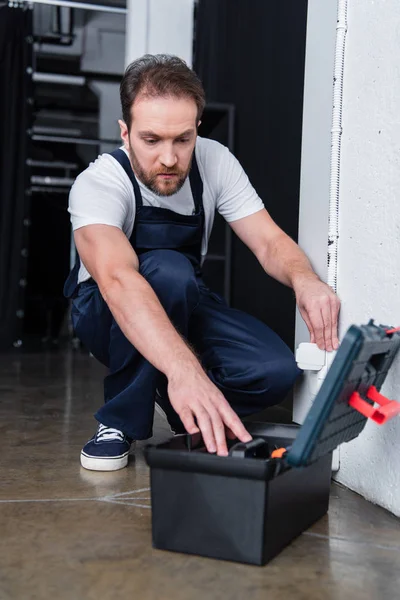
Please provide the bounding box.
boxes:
[328,0,348,292]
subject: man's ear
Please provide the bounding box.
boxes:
[197,120,202,129]
[118,119,129,149]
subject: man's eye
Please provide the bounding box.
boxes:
[177,138,190,144]
[145,139,158,145]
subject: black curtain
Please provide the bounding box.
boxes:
[0,6,32,350]
[194,0,308,350]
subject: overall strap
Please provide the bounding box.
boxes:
[109,148,143,207]
[188,150,204,213]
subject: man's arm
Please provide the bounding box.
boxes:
[74,224,251,454]
[229,209,341,351]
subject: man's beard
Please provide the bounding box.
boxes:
[128,147,192,197]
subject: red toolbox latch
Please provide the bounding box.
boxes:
[349,385,400,425]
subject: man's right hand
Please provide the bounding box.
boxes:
[167,365,252,456]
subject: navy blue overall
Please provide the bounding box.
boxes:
[64,148,301,439]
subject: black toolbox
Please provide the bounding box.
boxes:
[144,321,400,565]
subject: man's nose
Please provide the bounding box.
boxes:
[159,144,178,168]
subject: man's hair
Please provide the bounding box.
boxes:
[120,54,206,130]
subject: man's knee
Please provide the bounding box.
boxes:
[140,249,195,285]
[265,355,302,397]
[139,249,199,303]
[212,353,301,400]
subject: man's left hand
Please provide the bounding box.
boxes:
[294,276,341,352]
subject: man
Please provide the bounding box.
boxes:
[65,54,340,471]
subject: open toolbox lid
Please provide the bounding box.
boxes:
[285,320,400,467]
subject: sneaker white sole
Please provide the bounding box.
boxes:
[80,449,131,472]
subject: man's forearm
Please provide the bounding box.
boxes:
[100,268,201,379]
[260,232,319,289]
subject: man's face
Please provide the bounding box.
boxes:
[119,95,198,197]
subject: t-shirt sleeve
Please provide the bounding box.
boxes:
[68,155,133,233]
[215,145,264,222]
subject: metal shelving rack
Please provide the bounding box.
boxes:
[11,2,34,349]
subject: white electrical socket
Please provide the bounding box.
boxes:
[295,342,326,371]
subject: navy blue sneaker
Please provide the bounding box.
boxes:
[80,424,134,471]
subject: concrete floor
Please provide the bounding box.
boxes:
[1,349,400,600]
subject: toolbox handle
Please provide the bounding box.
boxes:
[349,385,400,425]
[229,438,270,459]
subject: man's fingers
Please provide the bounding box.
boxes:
[297,281,341,351]
[330,296,340,349]
[207,406,229,456]
[219,402,252,443]
[180,404,225,454]
[195,409,217,454]
[173,385,252,455]
[226,427,237,440]
[308,309,325,349]
[179,407,199,435]
[321,301,333,351]
[299,307,315,343]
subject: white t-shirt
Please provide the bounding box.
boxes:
[69,136,264,283]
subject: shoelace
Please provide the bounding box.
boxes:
[96,424,124,443]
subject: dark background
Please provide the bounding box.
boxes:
[195,0,308,350]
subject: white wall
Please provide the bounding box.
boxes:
[333,0,400,516]
[125,0,195,67]
[296,0,400,516]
